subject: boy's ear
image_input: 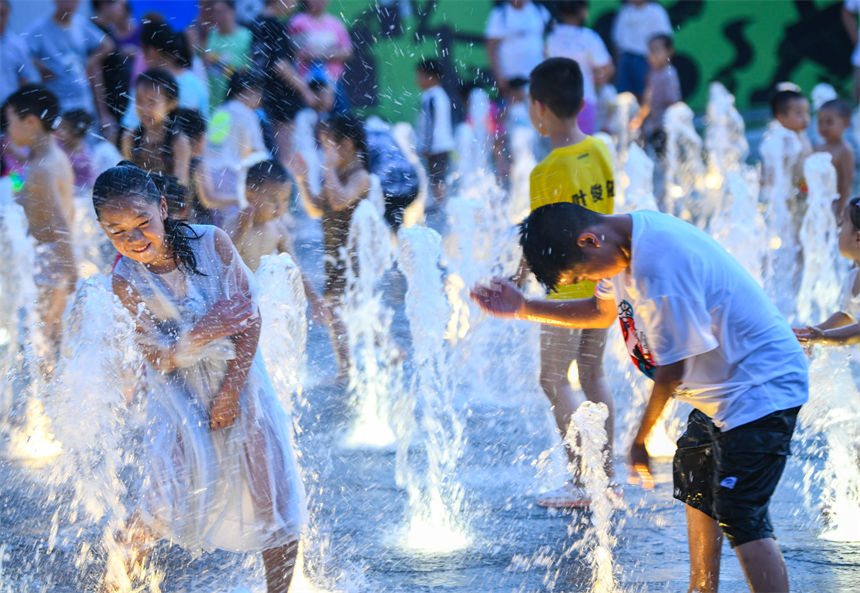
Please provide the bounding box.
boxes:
[576,231,601,249]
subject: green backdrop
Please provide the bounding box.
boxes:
[330,0,854,121]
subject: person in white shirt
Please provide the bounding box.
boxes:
[0,0,38,105]
[544,0,614,134]
[415,58,455,210]
[611,0,671,98]
[485,0,551,99]
[472,203,807,593]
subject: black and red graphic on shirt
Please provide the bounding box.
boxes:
[617,300,656,379]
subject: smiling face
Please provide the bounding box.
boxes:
[97,194,172,266]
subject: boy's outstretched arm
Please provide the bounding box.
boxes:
[470,278,616,328]
[629,359,685,489]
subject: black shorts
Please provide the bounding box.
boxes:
[672,404,800,547]
[426,152,450,186]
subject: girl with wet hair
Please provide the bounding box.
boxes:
[795,196,860,345]
[92,161,306,592]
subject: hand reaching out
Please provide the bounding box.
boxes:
[628,442,654,490]
[470,278,526,318]
[793,325,823,343]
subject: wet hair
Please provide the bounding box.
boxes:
[226,70,262,99]
[416,58,444,78]
[246,159,290,191]
[325,113,368,166]
[61,109,93,138]
[819,98,852,121]
[92,161,202,274]
[519,202,603,292]
[141,18,190,68]
[529,57,584,119]
[4,85,61,132]
[649,33,674,52]
[134,68,180,105]
[168,107,206,143]
[849,196,860,232]
[771,89,805,117]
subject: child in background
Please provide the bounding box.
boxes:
[290,113,369,303]
[4,85,76,354]
[207,71,268,203]
[611,0,672,98]
[365,116,420,231]
[231,159,349,375]
[204,0,253,110]
[767,87,812,199]
[92,162,306,593]
[630,34,681,157]
[56,109,96,194]
[544,0,614,135]
[814,99,855,221]
[517,58,616,507]
[415,59,455,211]
[171,107,240,227]
[795,196,860,346]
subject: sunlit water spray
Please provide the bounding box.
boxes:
[395,226,469,553]
[340,198,400,448]
[797,153,841,322]
[663,102,705,222]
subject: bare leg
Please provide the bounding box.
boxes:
[324,295,350,378]
[686,505,723,593]
[574,327,614,478]
[735,538,789,593]
[273,121,296,170]
[539,325,583,466]
[262,539,299,593]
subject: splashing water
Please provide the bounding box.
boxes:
[708,167,766,284]
[704,82,749,180]
[618,143,658,212]
[663,103,705,222]
[797,153,841,323]
[566,402,618,593]
[340,199,400,448]
[395,226,469,553]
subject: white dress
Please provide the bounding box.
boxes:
[114,225,306,553]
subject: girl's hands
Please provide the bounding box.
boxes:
[191,292,256,345]
[210,389,240,430]
[793,325,823,343]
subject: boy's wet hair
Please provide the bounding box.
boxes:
[246,159,290,191]
[819,99,852,121]
[62,109,93,138]
[92,161,202,274]
[168,107,206,142]
[4,85,61,132]
[529,57,584,119]
[558,1,588,16]
[649,33,674,52]
[226,71,263,99]
[416,58,444,78]
[135,68,180,105]
[325,112,369,166]
[771,89,805,117]
[519,202,602,292]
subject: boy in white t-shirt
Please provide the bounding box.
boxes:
[544,0,614,135]
[415,58,455,209]
[472,202,808,593]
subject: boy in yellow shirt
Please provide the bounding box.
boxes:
[523,57,615,507]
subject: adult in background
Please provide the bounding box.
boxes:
[26,0,116,138]
[250,0,316,167]
[611,0,671,99]
[204,0,253,110]
[0,0,38,105]
[842,0,860,104]
[288,0,353,112]
[485,0,551,100]
[91,0,142,133]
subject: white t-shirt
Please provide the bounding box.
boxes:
[485,1,551,80]
[841,266,860,319]
[417,85,455,155]
[206,100,266,168]
[596,210,808,429]
[545,24,612,104]
[611,2,672,56]
[846,0,860,66]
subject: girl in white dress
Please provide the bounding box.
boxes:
[795,196,860,345]
[92,161,306,592]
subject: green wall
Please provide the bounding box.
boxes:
[331,0,854,121]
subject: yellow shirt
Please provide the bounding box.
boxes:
[529,136,615,299]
